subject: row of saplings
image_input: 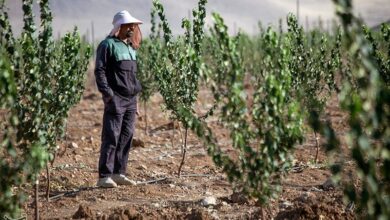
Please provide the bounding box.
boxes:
[0,0,389,219]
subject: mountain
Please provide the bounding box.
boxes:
[3,0,390,42]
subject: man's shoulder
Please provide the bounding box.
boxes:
[100,37,126,50]
[98,37,111,46]
[98,37,121,47]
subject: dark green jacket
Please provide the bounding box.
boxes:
[95,37,142,102]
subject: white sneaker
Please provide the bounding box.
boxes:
[97,177,118,188]
[112,174,137,186]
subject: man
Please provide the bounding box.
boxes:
[95,10,143,188]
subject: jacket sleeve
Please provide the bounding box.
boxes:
[94,41,114,98]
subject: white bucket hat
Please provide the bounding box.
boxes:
[109,10,143,37]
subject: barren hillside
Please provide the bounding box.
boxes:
[4,0,390,41]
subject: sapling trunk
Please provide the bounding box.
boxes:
[35,178,39,220]
[46,164,50,201]
[144,101,148,135]
[65,120,68,142]
[260,206,265,220]
[171,120,175,149]
[178,123,184,148]
[178,127,188,177]
[314,131,320,164]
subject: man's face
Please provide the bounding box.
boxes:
[119,23,136,38]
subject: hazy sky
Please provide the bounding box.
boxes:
[4,0,390,41]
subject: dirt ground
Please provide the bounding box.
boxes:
[20,69,357,220]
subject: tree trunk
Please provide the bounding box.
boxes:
[314,131,320,164]
[178,127,188,177]
[35,178,39,220]
[171,120,175,149]
[144,101,148,135]
[46,164,50,201]
[178,124,184,149]
[64,119,68,142]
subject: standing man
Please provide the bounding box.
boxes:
[95,10,143,188]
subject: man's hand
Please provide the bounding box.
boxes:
[136,102,140,116]
[135,101,139,116]
[103,95,113,104]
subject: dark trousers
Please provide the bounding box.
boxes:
[98,105,136,178]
